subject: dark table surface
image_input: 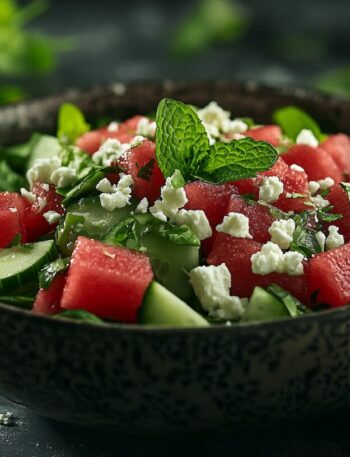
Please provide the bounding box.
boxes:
[1,395,350,457]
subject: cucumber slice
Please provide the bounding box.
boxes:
[57,196,135,255]
[242,286,290,323]
[67,196,134,238]
[141,232,199,302]
[26,134,62,170]
[0,240,57,294]
[139,281,209,327]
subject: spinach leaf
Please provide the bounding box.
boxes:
[273,105,322,141]
[57,103,90,144]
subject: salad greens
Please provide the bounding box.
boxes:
[58,103,90,144]
[272,106,323,142]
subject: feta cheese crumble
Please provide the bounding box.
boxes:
[26,156,62,187]
[296,129,319,147]
[316,231,326,251]
[318,177,335,190]
[135,197,149,214]
[37,196,47,212]
[325,225,344,250]
[43,210,61,225]
[96,178,115,193]
[258,176,284,203]
[308,181,320,194]
[20,188,36,203]
[216,212,252,239]
[290,164,305,173]
[189,264,248,320]
[310,194,330,209]
[173,209,212,240]
[221,118,248,135]
[92,139,130,167]
[136,117,156,138]
[98,174,134,212]
[107,121,119,132]
[197,101,230,130]
[150,171,188,221]
[50,166,77,188]
[251,241,304,276]
[268,219,295,250]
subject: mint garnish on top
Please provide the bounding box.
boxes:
[155,98,278,183]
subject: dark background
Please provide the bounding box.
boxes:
[1,1,350,455]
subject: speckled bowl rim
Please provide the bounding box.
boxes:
[1,80,350,335]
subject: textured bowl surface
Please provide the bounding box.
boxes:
[1,81,350,433]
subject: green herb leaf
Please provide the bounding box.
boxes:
[59,144,95,181]
[0,295,34,308]
[0,160,26,191]
[56,213,85,257]
[155,98,210,180]
[199,137,278,183]
[136,158,155,181]
[38,257,69,290]
[266,284,311,317]
[57,103,90,144]
[273,105,322,141]
[103,213,200,250]
[171,169,185,188]
[54,309,103,324]
[8,233,22,247]
[61,168,108,207]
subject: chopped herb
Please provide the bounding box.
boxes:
[266,284,311,317]
[38,257,70,290]
[54,309,104,324]
[136,158,155,181]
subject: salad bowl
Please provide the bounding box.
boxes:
[0,81,350,432]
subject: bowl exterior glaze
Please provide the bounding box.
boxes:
[0,82,350,432]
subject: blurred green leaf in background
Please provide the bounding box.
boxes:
[314,67,350,98]
[171,0,248,57]
[0,0,74,104]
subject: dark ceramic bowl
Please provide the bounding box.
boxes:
[1,82,350,433]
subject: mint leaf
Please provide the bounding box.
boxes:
[156,98,278,183]
[136,158,155,181]
[171,169,185,188]
[38,257,69,290]
[57,103,90,144]
[273,106,322,141]
[198,137,278,183]
[155,98,209,180]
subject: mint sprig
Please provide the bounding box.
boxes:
[156,98,278,183]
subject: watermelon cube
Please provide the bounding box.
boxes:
[225,196,275,243]
[61,237,154,323]
[207,234,308,302]
[321,134,350,178]
[0,192,27,247]
[32,273,66,315]
[120,140,165,203]
[282,145,343,182]
[324,184,350,242]
[245,125,282,147]
[184,181,238,255]
[307,243,350,307]
[24,183,65,242]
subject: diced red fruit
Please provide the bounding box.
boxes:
[225,196,275,243]
[76,115,146,155]
[32,273,66,315]
[282,145,343,183]
[184,181,238,256]
[232,177,258,197]
[207,234,308,303]
[120,140,165,203]
[245,125,282,147]
[307,243,350,308]
[325,184,350,242]
[0,192,27,247]
[321,134,350,178]
[23,183,65,242]
[118,115,144,135]
[61,237,154,323]
[259,158,310,212]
